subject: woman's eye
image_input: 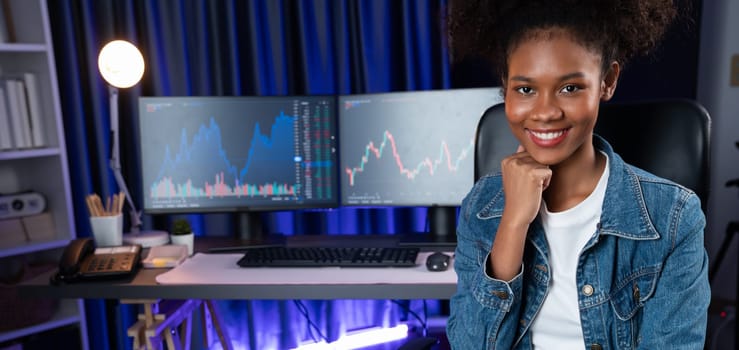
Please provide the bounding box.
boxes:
[561,85,580,93]
[515,86,533,95]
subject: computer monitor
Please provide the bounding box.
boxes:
[338,87,503,239]
[136,95,339,237]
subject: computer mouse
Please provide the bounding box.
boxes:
[425,252,450,272]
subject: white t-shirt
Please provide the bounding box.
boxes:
[530,153,609,349]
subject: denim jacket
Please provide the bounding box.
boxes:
[447,135,710,349]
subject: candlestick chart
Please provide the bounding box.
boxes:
[137,97,337,212]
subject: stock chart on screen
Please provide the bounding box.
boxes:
[137,96,338,213]
[338,88,502,207]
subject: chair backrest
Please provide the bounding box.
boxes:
[474,99,711,206]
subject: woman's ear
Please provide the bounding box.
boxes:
[601,61,620,101]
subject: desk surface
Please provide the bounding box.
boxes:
[21,237,458,300]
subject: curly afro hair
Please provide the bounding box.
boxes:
[447,0,683,78]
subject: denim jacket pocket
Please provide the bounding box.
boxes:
[610,266,660,320]
[609,266,661,349]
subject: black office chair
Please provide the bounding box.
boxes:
[474,99,712,208]
[471,99,720,348]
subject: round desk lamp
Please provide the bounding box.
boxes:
[98,40,169,247]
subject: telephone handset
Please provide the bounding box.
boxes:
[52,237,142,283]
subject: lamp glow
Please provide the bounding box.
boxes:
[98,40,145,88]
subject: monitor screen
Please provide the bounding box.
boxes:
[338,87,503,207]
[137,96,339,214]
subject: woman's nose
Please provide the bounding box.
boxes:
[531,95,563,121]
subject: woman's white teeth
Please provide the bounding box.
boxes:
[531,130,564,140]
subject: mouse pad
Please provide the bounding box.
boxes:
[156,252,456,285]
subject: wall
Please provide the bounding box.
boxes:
[698,0,739,302]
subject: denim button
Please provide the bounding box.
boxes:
[582,284,594,296]
[491,290,508,299]
[633,284,640,301]
[591,344,602,350]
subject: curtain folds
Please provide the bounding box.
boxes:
[48,0,450,349]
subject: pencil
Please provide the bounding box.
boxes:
[118,191,125,214]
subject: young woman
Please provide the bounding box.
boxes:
[446,1,710,349]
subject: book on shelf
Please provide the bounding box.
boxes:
[13,79,33,148]
[23,72,45,147]
[4,78,29,149]
[0,73,47,150]
[0,85,12,150]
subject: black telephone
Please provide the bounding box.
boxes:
[52,237,142,283]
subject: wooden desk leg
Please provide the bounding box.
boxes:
[164,326,181,350]
[180,309,193,349]
[124,299,225,350]
[200,303,211,348]
[147,333,164,350]
[205,300,233,350]
[144,303,155,327]
[145,299,201,350]
[121,299,162,350]
[126,320,147,350]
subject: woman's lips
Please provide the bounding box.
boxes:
[526,128,569,147]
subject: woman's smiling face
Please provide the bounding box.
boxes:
[503,28,618,167]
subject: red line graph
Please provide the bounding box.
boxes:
[344,130,472,186]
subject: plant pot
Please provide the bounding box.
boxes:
[170,232,194,256]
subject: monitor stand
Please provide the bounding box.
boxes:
[237,211,265,241]
[210,207,458,253]
[397,206,457,250]
[428,205,457,240]
[208,212,284,253]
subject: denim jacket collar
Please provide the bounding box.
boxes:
[476,134,660,242]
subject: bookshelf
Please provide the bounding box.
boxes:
[0,0,88,349]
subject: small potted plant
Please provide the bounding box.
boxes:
[170,218,194,256]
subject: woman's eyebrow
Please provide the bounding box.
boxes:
[509,75,532,82]
[508,71,585,83]
[558,72,586,81]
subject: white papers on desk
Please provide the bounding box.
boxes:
[155,252,457,285]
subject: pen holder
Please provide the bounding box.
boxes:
[90,214,123,247]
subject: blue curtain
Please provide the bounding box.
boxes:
[48,0,450,349]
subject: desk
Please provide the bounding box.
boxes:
[20,237,457,300]
[19,238,457,349]
[21,252,456,300]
